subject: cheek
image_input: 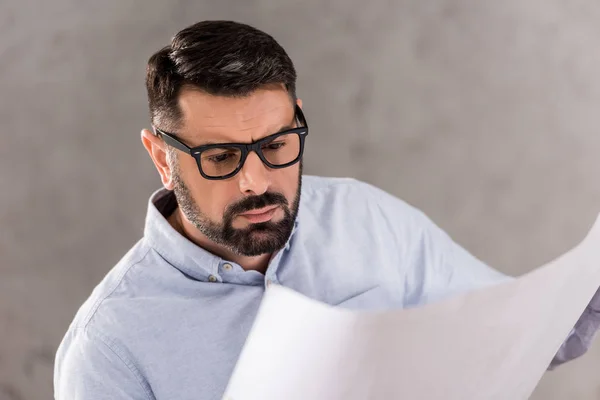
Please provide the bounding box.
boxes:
[275,165,300,204]
[177,158,227,218]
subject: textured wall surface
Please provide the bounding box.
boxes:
[2,1,600,398]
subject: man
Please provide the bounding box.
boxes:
[54,20,600,399]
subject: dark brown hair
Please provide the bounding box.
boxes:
[145,20,297,131]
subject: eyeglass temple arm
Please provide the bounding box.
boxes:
[153,127,193,155]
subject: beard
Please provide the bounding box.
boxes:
[169,156,302,257]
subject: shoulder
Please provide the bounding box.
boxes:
[300,175,425,222]
[54,318,153,399]
[301,175,377,195]
[66,239,153,334]
[298,176,435,248]
[55,239,158,396]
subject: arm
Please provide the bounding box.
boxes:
[364,179,600,368]
[403,207,600,368]
[54,328,153,400]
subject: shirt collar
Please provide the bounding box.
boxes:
[143,188,298,283]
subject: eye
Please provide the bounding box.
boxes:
[207,153,234,163]
[264,141,286,151]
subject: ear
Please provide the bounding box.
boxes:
[296,98,303,109]
[141,129,176,190]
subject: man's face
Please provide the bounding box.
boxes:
[167,86,302,256]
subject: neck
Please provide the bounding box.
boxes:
[168,208,272,274]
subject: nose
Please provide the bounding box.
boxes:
[237,151,270,196]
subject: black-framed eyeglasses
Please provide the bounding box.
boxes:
[153,105,309,180]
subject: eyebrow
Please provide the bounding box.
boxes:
[196,116,298,147]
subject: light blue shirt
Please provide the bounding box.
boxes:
[54,176,600,399]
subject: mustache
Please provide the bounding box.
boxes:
[226,192,289,217]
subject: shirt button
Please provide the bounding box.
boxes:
[223,263,233,271]
[208,275,218,282]
[266,279,273,288]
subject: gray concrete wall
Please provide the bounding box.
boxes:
[2,0,600,398]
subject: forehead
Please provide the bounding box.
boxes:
[177,86,295,145]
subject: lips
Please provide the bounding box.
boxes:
[239,206,279,223]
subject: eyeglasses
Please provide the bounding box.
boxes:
[153,105,309,180]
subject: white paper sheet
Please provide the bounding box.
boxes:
[223,215,600,400]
